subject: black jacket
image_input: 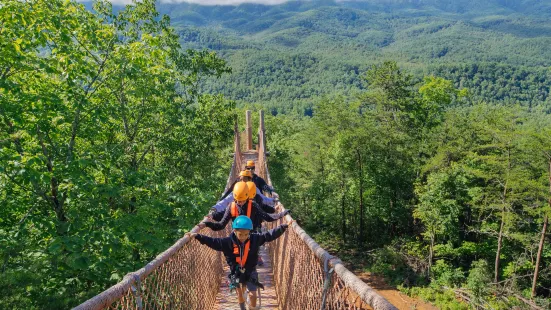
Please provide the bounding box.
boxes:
[196,225,287,282]
[207,200,287,230]
[252,174,272,194]
[255,194,276,214]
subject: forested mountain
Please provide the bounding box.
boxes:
[157,0,551,113]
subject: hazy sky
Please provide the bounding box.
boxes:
[78,0,305,5]
[162,0,296,4]
[77,0,364,6]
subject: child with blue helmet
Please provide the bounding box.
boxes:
[187,215,291,310]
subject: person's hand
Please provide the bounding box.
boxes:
[272,192,279,199]
[281,220,293,230]
[186,232,198,239]
[197,222,206,229]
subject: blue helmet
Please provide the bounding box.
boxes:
[232,215,253,230]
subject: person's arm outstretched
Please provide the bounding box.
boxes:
[256,188,275,206]
[255,203,289,222]
[212,194,233,214]
[204,207,232,231]
[260,203,276,214]
[187,233,225,251]
[258,221,292,245]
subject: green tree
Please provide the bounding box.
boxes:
[0,0,233,308]
[414,166,470,278]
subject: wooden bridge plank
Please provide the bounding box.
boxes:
[214,246,280,310]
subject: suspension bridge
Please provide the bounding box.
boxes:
[74,111,398,310]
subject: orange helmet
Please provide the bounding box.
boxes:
[246,181,256,199]
[233,181,249,201]
[246,160,255,168]
[239,170,252,178]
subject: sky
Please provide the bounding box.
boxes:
[78,0,304,5]
[162,0,295,4]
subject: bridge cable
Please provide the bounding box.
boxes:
[130,274,143,310]
[320,254,335,310]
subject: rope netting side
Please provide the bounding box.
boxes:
[258,139,397,310]
[74,227,225,310]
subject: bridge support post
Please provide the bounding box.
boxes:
[234,116,242,178]
[258,110,266,178]
[246,110,253,150]
[259,110,265,154]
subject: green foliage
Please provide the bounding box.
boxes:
[0,0,233,308]
[265,61,551,308]
[431,260,465,288]
[400,285,468,310]
[415,167,469,245]
[466,260,492,300]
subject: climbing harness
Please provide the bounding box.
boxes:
[233,239,251,274]
[231,200,252,218]
[229,274,239,293]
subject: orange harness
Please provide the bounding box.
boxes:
[231,200,252,218]
[233,240,251,269]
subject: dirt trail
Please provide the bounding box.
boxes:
[355,271,438,310]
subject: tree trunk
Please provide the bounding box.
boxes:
[428,233,435,279]
[51,177,67,223]
[341,176,346,244]
[357,148,365,246]
[37,126,67,223]
[389,198,394,238]
[532,215,548,298]
[495,207,505,283]
[495,148,511,283]
[532,159,551,298]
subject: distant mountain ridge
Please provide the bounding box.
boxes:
[157,0,551,24]
[151,0,551,113]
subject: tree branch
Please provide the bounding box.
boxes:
[130,96,147,141]
[66,38,114,163]
[0,66,11,81]
[136,143,153,167]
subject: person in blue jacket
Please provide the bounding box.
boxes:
[201,182,288,232]
[187,216,291,310]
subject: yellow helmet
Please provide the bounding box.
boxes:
[246,181,256,199]
[246,160,255,168]
[233,181,249,201]
[239,170,252,178]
